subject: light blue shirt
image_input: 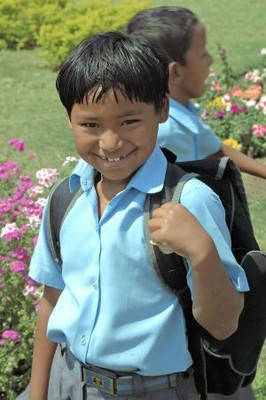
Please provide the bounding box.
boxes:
[158,98,221,161]
[29,145,248,376]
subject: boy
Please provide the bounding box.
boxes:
[126,7,258,399]
[126,6,266,179]
[28,31,248,399]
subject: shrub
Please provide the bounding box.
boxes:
[37,0,151,69]
[0,0,69,50]
[0,0,150,68]
[0,139,77,399]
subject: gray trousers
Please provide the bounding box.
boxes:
[16,346,255,400]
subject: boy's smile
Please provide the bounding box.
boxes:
[69,89,168,190]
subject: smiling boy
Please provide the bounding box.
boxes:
[28,31,248,400]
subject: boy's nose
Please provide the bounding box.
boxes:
[99,129,122,151]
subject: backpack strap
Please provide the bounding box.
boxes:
[144,161,198,294]
[46,177,83,266]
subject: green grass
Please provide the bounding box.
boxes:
[152,0,266,74]
[0,50,77,173]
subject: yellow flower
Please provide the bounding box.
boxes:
[205,96,227,110]
[223,138,241,151]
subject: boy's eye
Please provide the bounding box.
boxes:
[122,119,138,126]
[84,122,98,128]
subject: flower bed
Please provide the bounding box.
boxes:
[0,139,77,399]
[198,53,266,158]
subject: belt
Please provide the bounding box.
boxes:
[64,347,192,396]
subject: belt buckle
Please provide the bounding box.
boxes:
[81,366,116,395]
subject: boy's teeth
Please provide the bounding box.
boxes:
[108,157,120,162]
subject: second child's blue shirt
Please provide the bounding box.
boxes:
[158,98,221,161]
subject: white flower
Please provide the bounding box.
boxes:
[36,198,47,208]
[0,222,18,237]
[260,48,266,56]
[62,156,79,166]
[244,100,256,108]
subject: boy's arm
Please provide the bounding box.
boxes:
[209,143,266,179]
[148,203,244,340]
[29,285,62,400]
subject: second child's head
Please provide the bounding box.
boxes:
[126,6,213,105]
[56,31,169,185]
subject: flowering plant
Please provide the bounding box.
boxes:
[0,139,77,399]
[198,50,266,157]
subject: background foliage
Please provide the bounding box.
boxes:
[0,0,150,69]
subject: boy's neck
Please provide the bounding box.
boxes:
[168,85,190,107]
[170,93,190,107]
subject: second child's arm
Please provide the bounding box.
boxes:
[148,203,244,340]
[29,285,62,400]
[209,143,266,179]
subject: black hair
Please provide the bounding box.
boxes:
[125,6,199,64]
[56,31,169,117]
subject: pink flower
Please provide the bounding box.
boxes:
[2,330,20,343]
[222,93,232,103]
[10,260,27,274]
[252,125,266,137]
[11,247,30,261]
[211,80,222,93]
[0,160,20,179]
[28,185,44,197]
[1,222,18,237]
[1,223,22,242]
[28,152,36,159]
[216,110,226,120]
[230,103,241,115]
[36,168,60,188]
[241,105,248,113]
[8,138,25,152]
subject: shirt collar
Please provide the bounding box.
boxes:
[69,145,167,194]
[169,98,204,133]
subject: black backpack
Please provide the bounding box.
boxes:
[45,152,266,399]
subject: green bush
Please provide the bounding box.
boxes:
[0,0,68,50]
[37,0,151,69]
[0,0,150,68]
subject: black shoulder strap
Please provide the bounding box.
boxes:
[46,177,83,265]
[144,161,197,295]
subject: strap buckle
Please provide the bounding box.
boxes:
[81,366,117,395]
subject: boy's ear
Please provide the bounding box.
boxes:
[168,61,183,85]
[159,96,169,123]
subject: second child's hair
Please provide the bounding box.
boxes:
[56,31,169,117]
[125,6,198,65]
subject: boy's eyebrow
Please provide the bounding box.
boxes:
[75,109,144,120]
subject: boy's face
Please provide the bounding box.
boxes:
[69,89,168,186]
[171,22,213,105]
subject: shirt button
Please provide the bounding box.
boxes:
[93,281,98,289]
[80,335,87,346]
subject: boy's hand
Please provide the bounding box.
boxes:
[148,202,213,261]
